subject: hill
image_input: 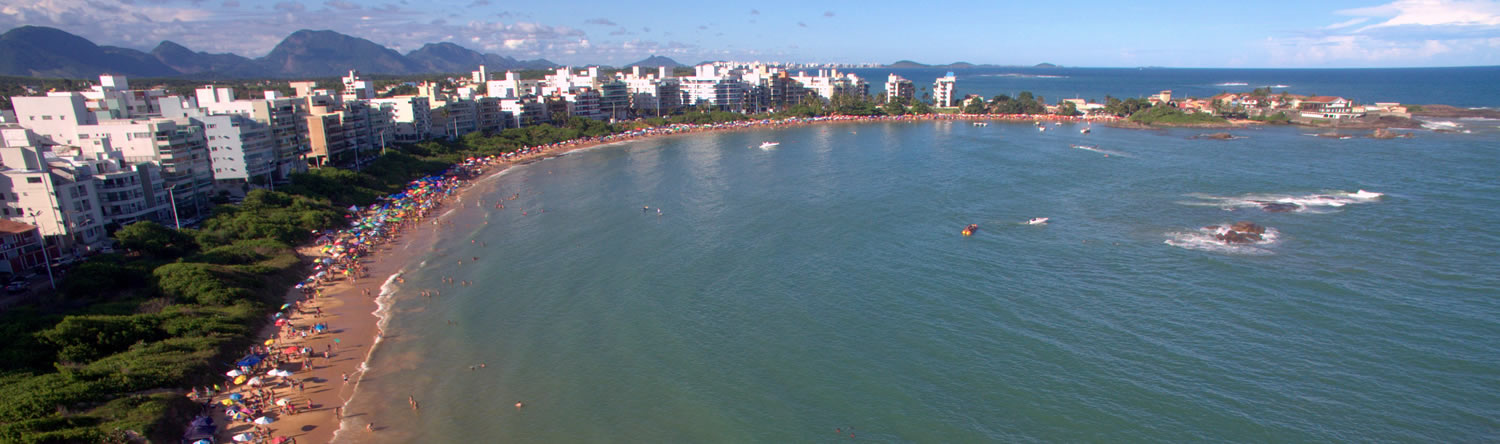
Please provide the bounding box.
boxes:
[627,55,683,68]
[151,41,251,75]
[0,26,178,78]
[0,26,558,79]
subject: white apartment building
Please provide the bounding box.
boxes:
[0,143,109,252]
[933,72,957,107]
[76,118,212,219]
[789,68,868,101]
[885,74,915,103]
[159,97,277,186]
[342,70,375,102]
[196,86,310,180]
[368,96,433,142]
[10,93,96,146]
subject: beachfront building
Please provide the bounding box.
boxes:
[599,80,630,121]
[885,74,915,103]
[342,70,375,102]
[1299,96,1361,120]
[933,72,957,107]
[0,219,48,275]
[79,75,169,119]
[75,118,212,220]
[789,68,869,101]
[500,98,547,128]
[565,88,604,121]
[0,142,109,253]
[9,93,97,146]
[158,96,278,190]
[194,87,311,181]
[368,96,433,143]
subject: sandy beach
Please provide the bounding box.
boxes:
[204,112,1118,443]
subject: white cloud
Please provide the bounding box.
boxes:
[1265,0,1500,65]
[1324,17,1370,30]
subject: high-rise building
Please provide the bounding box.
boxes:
[933,72,958,107]
[885,74,915,103]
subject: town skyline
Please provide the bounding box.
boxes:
[2,0,1499,68]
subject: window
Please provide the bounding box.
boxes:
[41,115,52,120]
[26,177,41,184]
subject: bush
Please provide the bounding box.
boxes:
[1129,106,1227,125]
[152,263,256,306]
[113,221,198,259]
[35,314,165,364]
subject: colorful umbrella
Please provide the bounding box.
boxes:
[254,416,274,425]
[232,433,255,442]
[263,339,275,346]
[226,369,243,377]
[220,399,235,406]
[276,398,289,406]
[233,375,247,385]
[229,393,244,401]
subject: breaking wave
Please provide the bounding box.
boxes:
[1215,82,1249,86]
[1165,224,1280,255]
[1178,190,1383,214]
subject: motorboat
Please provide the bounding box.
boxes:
[1080,127,1091,134]
[962,224,978,236]
[758,141,780,149]
[1027,217,1049,225]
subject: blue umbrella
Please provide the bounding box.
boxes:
[229,393,243,401]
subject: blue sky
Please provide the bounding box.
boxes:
[3,0,1498,67]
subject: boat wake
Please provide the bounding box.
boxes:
[1165,223,1279,255]
[1179,190,1383,213]
[1215,82,1249,86]
[1070,144,1131,157]
[974,73,1069,79]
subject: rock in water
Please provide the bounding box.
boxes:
[1230,221,1266,234]
[1259,202,1300,213]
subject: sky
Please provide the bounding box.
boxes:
[2,0,1499,67]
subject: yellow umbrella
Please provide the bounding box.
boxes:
[263,339,275,346]
[221,399,235,406]
[233,375,247,385]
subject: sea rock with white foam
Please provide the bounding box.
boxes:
[1205,221,1267,244]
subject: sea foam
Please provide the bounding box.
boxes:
[1179,190,1383,213]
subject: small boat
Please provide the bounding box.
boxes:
[1027,217,1049,225]
[973,122,989,127]
[1080,127,1091,134]
[962,224,978,236]
[758,141,780,149]
[1038,126,1047,132]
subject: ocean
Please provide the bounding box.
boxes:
[848,66,1500,108]
[337,71,1500,443]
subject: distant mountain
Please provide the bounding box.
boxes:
[1033,63,1059,68]
[151,40,250,74]
[254,30,425,77]
[886,60,929,68]
[406,42,489,73]
[0,26,179,78]
[0,26,558,79]
[627,55,682,68]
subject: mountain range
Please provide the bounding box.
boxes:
[0,26,562,79]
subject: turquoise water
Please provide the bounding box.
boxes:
[340,120,1500,442]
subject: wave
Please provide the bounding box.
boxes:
[1215,82,1249,86]
[1165,224,1279,255]
[1421,120,1462,130]
[1263,84,1291,88]
[330,271,403,443]
[1178,190,1383,213]
[1069,144,1131,157]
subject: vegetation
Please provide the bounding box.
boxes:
[1128,106,1228,125]
[1250,111,1292,124]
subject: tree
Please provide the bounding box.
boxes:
[963,98,988,114]
[1056,101,1081,116]
[114,221,197,259]
[910,101,933,114]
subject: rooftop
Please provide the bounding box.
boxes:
[0,219,37,235]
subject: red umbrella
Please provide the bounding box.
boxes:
[274,319,288,326]
[283,346,300,355]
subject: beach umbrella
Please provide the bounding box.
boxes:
[229,393,244,401]
[220,399,235,406]
[280,303,292,310]
[263,339,275,346]
[266,369,282,376]
[193,440,212,444]
[284,346,300,355]
[273,312,283,319]
[247,377,262,386]
[274,319,288,326]
[226,369,243,377]
[254,416,274,425]
[279,370,294,377]
[233,433,255,442]
[274,436,290,444]
[233,375,247,385]
[276,398,289,406]
[332,338,341,344]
